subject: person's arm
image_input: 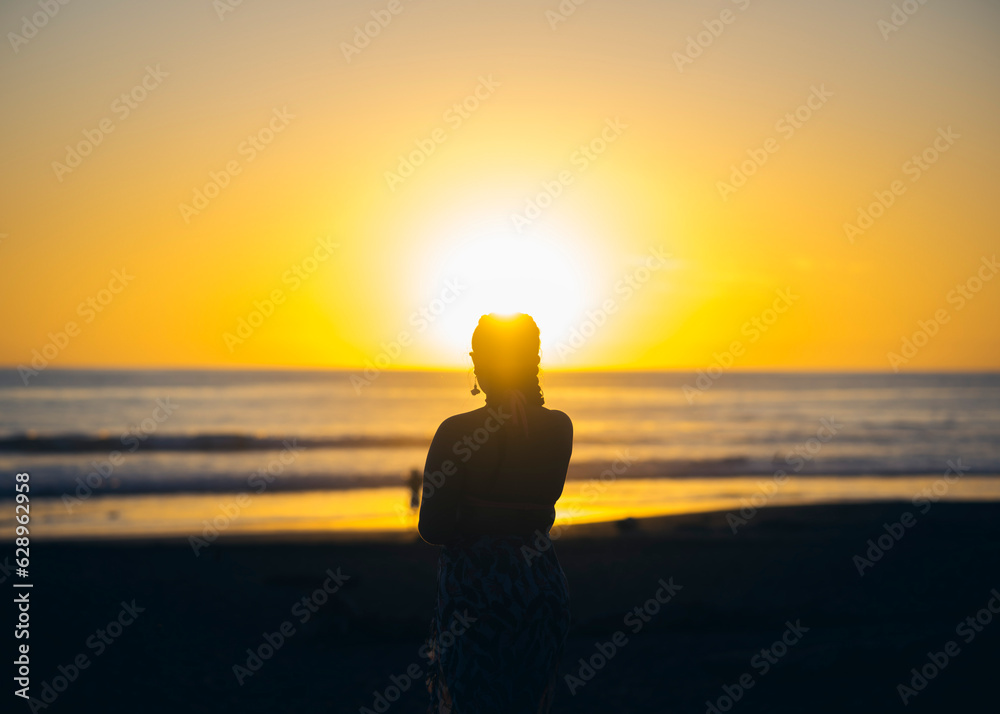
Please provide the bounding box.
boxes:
[551,409,574,501]
[417,419,462,545]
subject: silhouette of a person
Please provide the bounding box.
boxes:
[419,313,573,713]
[407,468,421,509]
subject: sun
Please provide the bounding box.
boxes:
[421,224,593,364]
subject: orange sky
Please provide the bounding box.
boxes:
[1,0,998,371]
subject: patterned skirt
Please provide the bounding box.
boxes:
[426,533,571,714]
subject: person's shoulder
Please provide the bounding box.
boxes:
[542,407,573,432]
[435,407,490,434]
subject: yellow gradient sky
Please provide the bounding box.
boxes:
[1,0,998,371]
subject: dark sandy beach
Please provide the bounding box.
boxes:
[12,501,1000,713]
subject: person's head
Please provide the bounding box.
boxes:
[470,313,544,406]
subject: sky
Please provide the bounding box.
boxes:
[1,0,998,371]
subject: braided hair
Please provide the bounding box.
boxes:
[470,313,544,408]
[470,313,544,492]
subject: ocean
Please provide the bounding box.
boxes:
[2,369,999,539]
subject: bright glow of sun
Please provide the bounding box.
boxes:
[421,222,594,364]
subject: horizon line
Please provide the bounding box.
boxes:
[1,365,998,375]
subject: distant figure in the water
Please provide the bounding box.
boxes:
[419,313,573,713]
[408,468,422,509]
